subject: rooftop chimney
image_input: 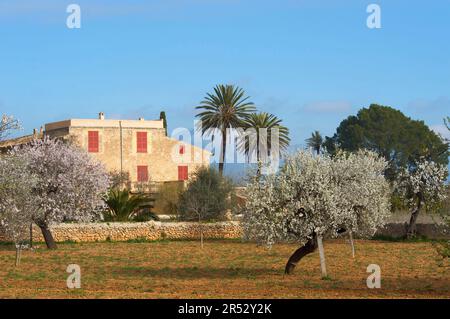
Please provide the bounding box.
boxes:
[99,112,105,120]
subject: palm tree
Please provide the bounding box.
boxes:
[306,130,323,155]
[196,84,256,175]
[239,112,290,164]
[103,189,158,222]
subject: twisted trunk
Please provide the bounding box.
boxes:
[407,194,423,239]
[38,223,57,249]
[285,233,318,274]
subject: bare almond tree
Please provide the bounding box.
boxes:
[0,114,21,141]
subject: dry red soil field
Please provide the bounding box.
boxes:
[0,240,448,298]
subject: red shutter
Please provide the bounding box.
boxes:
[137,166,148,182]
[179,145,185,154]
[178,166,188,181]
[88,131,99,153]
[137,132,147,153]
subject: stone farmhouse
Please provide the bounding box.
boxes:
[0,112,211,187]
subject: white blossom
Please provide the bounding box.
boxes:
[10,137,110,227]
[242,150,391,246]
[0,155,37,245]
[0,114,21,141]
[396,158,448,210]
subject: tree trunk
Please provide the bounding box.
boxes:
[200,230,204,249]
[285,233,317,274]
[29,223,33,248]
[218,129,227,175]
[15,245,22,266]
[38,224,58,249]
[198,215,204,249]
[317,235,328,278]
[256,160,262,179]
[407,195,423,239]
[349,231,355,258]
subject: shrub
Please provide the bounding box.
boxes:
[178,167,234,222]
[153,182,183,216]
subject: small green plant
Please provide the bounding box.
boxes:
[434,241,450,259]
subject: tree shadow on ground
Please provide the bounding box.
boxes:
[0,244,16,251]
[112,266,282,279]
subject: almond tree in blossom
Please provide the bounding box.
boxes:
[0,155,37,265]
[11,137,110,249]
[241,150,391,277]
[396,158,448,238]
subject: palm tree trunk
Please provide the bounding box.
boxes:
[218,128,227,175]
[256,160,262,179]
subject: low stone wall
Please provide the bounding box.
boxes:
[0,221,243,243]
[0,220,448,243]
[375,222,450,239]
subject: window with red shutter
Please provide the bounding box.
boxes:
[178,166,188,181]
[179,145,185,155]
[137,132,147,153]
[88,131,99,153]
[137,165,148,182]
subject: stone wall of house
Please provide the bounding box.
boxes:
[67,126,210,183]
[0,220,448,243]
[44,117,211,184]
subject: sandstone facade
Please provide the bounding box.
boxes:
[42,113,210,183]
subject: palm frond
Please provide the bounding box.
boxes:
[306,130,323,154]
[238,112,290,161]
[103,189,157,222]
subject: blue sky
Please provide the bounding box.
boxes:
[1,0,449,157]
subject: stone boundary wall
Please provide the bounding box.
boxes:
[0,221,243,243]
[375,222,450,239]
[0,221,448,243]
